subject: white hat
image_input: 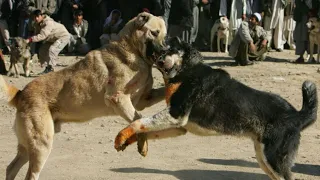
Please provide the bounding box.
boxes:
[253,13,262,22]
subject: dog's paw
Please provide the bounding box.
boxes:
[137,133,148,157]
[114,127,136,152]
[54,121,61,133]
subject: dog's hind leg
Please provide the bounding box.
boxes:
[18,109,54,180]
[6,145,29,180]
[108,92,148,156]
[253,140,281,180]
[259,129,300,180]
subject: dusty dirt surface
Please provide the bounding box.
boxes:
[0,50,319,180]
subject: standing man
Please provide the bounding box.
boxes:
[162,0,171,28]
[168,0,194,44]
[263,0,287,52]
[283,0,295,50]
[191,0,200,44]
[26,10,70,74]
[229,0,246,42]
[293,0,313,63]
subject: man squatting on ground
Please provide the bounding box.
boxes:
[26,10,70,74]
[229,12,270,66]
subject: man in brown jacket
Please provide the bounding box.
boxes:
[27,10,70,74]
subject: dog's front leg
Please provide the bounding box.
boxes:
[217,35,221,53]
[13,63,19,78]
[114,107,189,151]
[114,128,187,151]
[108,92,148,156]
[23,59,30,77]
[225,34,229,53]
[6,63,13,77]
[135,87,165,111]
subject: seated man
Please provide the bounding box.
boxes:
[67,10,90,55]
[26,10,70,74]
[229,13,269,66]
[99,9,124,46]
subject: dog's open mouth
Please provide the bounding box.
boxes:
[146,40,168,63]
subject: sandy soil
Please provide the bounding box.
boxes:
[0,50,319,180]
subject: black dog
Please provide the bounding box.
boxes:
[114,37,318,180]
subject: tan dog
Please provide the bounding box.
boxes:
[7,37,32,77]
[306,17,320,63]
[0,12,167,180]
[210,17,229,53]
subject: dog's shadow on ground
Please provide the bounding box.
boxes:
[110,167,269,180]
[198,158,320,177]
[111,159,320,179]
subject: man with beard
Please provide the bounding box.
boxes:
[229,13,269,66]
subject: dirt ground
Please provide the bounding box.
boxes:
[0,50,319,180]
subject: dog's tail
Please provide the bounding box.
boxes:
[298,81,318,130]
[0,75,20,107]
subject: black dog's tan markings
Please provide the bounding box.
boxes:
[115,38,318,180]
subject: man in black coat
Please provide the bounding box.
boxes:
[168,0,193,44]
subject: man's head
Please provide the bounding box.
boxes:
[249,13,261,28]
[33,10,45,24]
[74,10,84,23]
[111,10,121,22]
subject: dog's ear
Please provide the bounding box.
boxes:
[136,12,150,28]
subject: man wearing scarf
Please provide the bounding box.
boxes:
[99,9,124,46]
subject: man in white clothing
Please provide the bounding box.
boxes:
[263,0,287,52]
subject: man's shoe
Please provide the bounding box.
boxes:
[294,57,304,64]
[276,48,283,52]
[39,65,54,75]
[240,60,253,66]
[307,57,316,63]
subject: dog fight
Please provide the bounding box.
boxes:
[0,0,320,180]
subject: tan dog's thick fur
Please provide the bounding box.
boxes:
[210,17,229,53]
[7,37,31,77]
[0,12,167,180]
[306,17,320,63]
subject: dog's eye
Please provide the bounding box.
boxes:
[151,30,160,37]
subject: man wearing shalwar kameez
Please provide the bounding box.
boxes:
[263,0,287,52]
[229,13,269,66]
[283,0,296,50]
[229,0,246,40]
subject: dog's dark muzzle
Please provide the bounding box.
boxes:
[146,40,169,62]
